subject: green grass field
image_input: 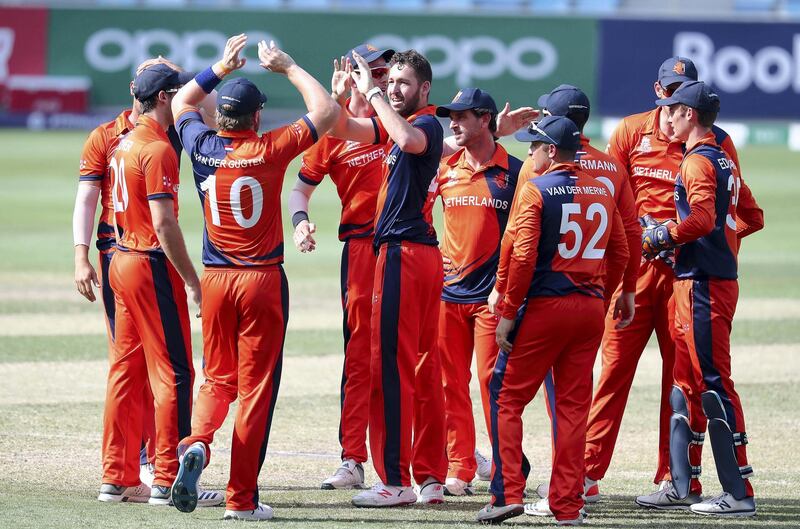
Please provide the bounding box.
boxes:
[0,130,799,528]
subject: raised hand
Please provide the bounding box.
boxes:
[258,40,296,74]
[496,103,539,137]
[221,33,248,72]
[331,56,353,101]
[349,52,374,95]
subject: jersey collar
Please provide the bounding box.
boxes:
[135,114,169,140]
[405,104,437,123]
[685,130,717,153]
[445,142,509,174]
[217,129,259,140]
[114,109,134,136]
[547,161,579,175]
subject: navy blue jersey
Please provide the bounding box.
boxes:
[372,105,443,251]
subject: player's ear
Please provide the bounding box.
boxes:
[654,81,663,98]
[421,79,431,100]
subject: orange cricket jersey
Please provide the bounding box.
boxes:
[576,136,640,292]
[607,107,739,221]
[110,115,180,253]
[299,133,385,241]
[437,143,521,303]
[79,110,134,251]
[498,162,628,320]
[176,109,318,266]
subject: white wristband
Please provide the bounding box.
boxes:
[366,86,383,103]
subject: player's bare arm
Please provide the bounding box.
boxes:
[349,52,427,153]
[73,180,101,302]
[259,40,340,135]
[149,198,202,313]
[288,180,317,253]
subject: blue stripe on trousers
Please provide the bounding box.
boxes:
[148,255,192,440]
[544,369,557,444]
[338,240,352,453]
[101,251,116,340]
[380,243,403,486]
[691,279,737,430]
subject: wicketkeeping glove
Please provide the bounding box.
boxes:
[641,219,677,260]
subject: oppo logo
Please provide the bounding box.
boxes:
[675,31,800,94]
[84,28,279,74]
[367,34,558,85]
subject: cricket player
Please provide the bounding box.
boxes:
[477,116,632,526]
[98,63,200,505]
[584,57,753,497]
[433,88,526,497]
[637,81,763,516]
[287,43,394,490]
[74,58,196,493]
[331,49,447,507]
[511,84,640,514]
[168,35,339,521]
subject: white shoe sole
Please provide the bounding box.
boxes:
[97,493,149,503]
[635,498,693,511]
[321,482,365,490]
[148,497,172,506]
[690,508,756,517]
[352,498,416,508]
[223,512,273,521]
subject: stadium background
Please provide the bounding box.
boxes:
[1,1,799,528]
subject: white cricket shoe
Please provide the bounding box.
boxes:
[415,477,445,504]
[535,477,600,503]
[352,482,417,508]
[525,498,586,521]
[444,477,474,496]
[224,502,274,521]
[139,463,155,488]
[196,484,224,507]
[476,503,524,525]
[635,481,701,510]
[148,484,172,505]
[690,492,756,517]
[98,483,151,503]
[321,458,365,490]
[558,512,587,526]
[475,450,492,481]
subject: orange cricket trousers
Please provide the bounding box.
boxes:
[438,301,498,482]
[490,294,604,521]
[672,278,753,497]
[338,237,376,463]
[369,241,448,487]
[584,259,674,483]
[98,248,156,467]
[179,265,288,511]
[103,250,194,488]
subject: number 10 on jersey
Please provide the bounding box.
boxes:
[200,174,264,229]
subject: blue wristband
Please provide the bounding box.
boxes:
[195,66,222,94]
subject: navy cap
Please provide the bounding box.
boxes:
[346,43,395,69]
[658,56,698,87]
[217,78,267,117]
[515,115,581,151]
[655,80,720,113]
[132,63,193,101]
[537,84,590,117]
[436,88,498,117]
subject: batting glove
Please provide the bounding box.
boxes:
[642,220,677,259]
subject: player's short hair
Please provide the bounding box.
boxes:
[138,95,158,114]
[697,109,718,128]
[471,108,497,134]
[216,110,256,132]
[389,50,432,85]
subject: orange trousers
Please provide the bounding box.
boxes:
[338,237,376,463]
[103,251,194,488]
[369,241,447,487]
[490,294,604,521]
[584,259,674,483]
[438,301,498,482]
[98,248,155,466]
[180,266,288,511]
[672,278,753,497]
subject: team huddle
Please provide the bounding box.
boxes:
[72,32,764,525]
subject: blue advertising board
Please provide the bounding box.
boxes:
[598,19,800,119]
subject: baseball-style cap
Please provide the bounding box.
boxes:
[655,80,720,113]
[217,78,267,117]
[132,63,193,101]
[658,56,699,87]
[435,88,498,117]
[346,43,395,68]
[537,84,590,117]
[514,115,581,151]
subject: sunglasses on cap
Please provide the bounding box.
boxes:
[527,121,558,145]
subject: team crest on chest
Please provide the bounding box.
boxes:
[446,168,458,182]
[638,136,652,153]
[494,171,508,189]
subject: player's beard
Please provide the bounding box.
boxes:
[393,90,422,118]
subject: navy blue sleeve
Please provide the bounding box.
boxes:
[175,110,222,161]
[413,114,443,160]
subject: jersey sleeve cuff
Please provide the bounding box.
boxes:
[301,115,319,143]
[79,175,103,181]
[147,193,175,201]
[297,172,321,186]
